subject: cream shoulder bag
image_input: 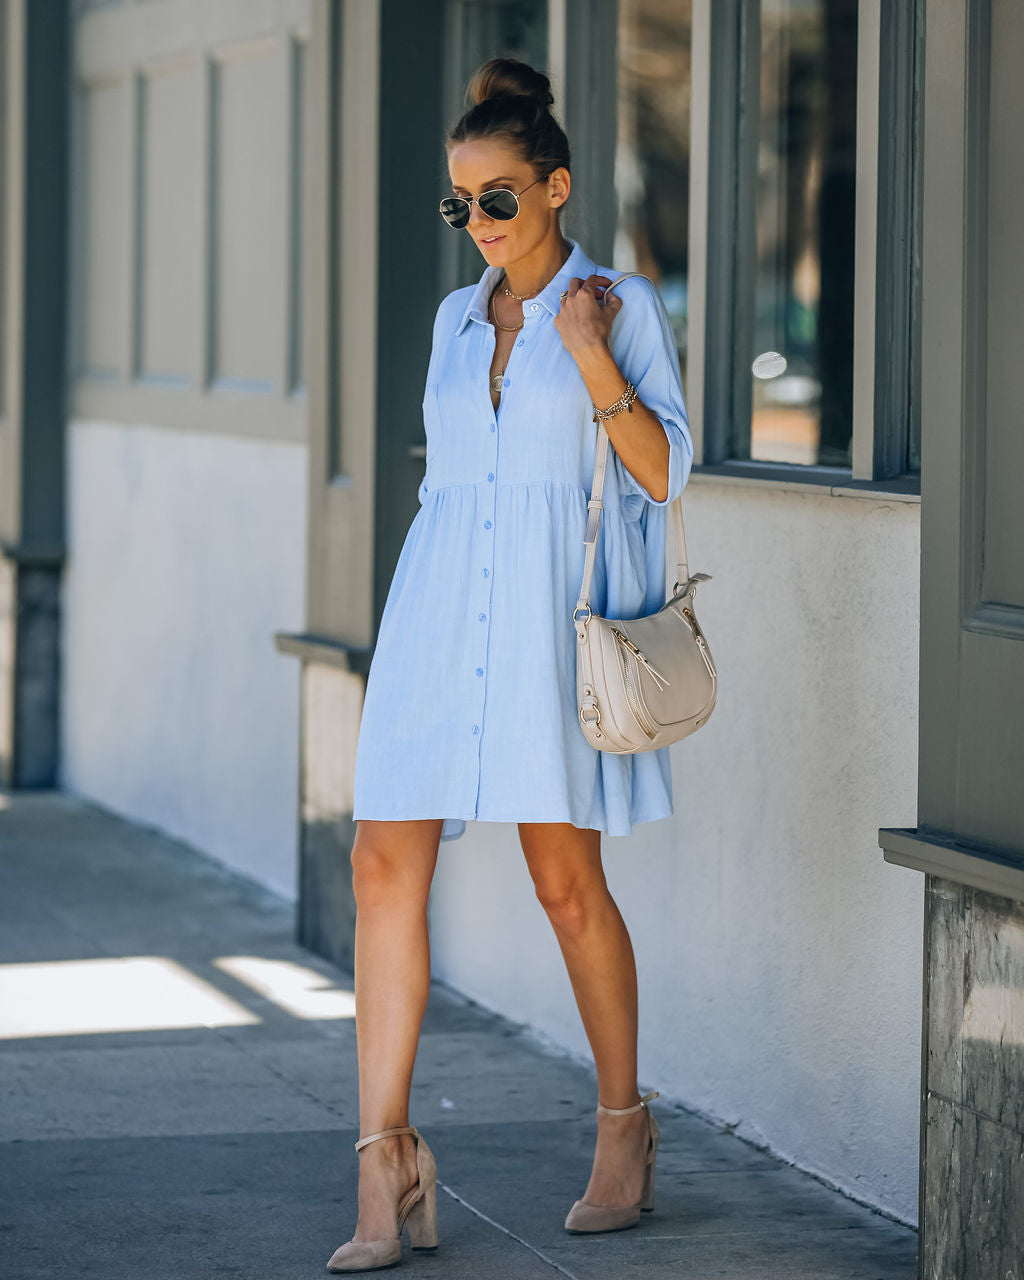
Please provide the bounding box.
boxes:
[573,272,718,754]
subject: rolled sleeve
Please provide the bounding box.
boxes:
[606,276,693,519]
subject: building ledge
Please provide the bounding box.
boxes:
[0,540,66,567]
[879,825,1024,903]
[688,463,921,503]
[273,630,373,678]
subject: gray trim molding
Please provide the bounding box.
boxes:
[701,0,756,466]
[68,0,313,440]
[879,825,1024,904]
[871,0,924,479]
[374,0,445,627]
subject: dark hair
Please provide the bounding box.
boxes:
[446,57,571,188]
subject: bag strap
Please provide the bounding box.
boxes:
[573,271,692,619]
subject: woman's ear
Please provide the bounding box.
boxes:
[549,166,571,210]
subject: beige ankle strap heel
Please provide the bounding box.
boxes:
[564,1091,661,1234]
[326,1125,439,1273]
[354,1125,418,1151]
[596,1090,660,1116]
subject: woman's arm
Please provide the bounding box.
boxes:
[554,274,688,505]
[570,341,671,502]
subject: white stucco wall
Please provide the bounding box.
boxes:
[428,478,923,1227]
[61,420,306,901]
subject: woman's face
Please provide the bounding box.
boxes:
[446,137,568,268]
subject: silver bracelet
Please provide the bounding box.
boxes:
[592,380,639,423]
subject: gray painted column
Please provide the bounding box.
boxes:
[276,0,444,970]
[879,0,1024,1268]
[0,0,70,788]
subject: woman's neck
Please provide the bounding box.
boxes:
[502,236,572,299]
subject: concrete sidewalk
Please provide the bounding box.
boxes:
[0,790,917,1279]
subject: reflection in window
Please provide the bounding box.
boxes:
[750,0,857,466]
[614,0,691,387]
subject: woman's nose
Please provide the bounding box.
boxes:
[467,200,494,230]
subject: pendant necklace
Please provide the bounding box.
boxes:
[489,277,523,395]
[489,251,570,392]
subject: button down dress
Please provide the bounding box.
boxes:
[351,238,694,843]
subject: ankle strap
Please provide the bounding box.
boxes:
[596,1090,659,1116]
[354,1125,419,1151]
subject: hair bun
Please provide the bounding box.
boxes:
[468,57,554,110]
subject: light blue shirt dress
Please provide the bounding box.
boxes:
[351,237,694,843]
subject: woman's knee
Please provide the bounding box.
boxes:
[531,871,604,934]
[520,823,606,933]
[350,822,436,910]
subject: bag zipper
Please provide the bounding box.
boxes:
[672,605,717,681]
[612,632,659,739]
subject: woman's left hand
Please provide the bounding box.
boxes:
[553,274,623,359]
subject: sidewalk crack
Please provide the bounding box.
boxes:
[440,1183,581,1278]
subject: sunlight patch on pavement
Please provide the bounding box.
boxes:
[0,956,261,1039]
[213,955,357,1020]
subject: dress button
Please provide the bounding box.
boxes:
[517,338,524,347]
[472,724,480,734]
[489,424,496,432]
[502,378,510,388]
[482,568,489,577]
[478,612,486,621]
[484,520,491,529]
[530,304,539,311]
[475,667,483,677]
[487,472,494,482]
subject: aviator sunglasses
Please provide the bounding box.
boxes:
[439,176,545,229]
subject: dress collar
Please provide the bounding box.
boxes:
[454,237,595,335]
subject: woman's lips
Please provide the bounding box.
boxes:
[480,234,505,246]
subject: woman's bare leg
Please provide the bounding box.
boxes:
[518,821,651,1207]
[347,817,442,1243]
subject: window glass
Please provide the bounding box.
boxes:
[614,0,692,387]
[749,0,858,466]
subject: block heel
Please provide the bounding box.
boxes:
[564,1091,660,1234]
[404,1179,438,1249]
[640,1104,659,1211]
[326,1125,439,1273]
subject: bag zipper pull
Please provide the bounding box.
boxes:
[635,650,671,690]
[611,628,671,689]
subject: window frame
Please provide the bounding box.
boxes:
[650,0,923,495]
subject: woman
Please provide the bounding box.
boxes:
[328,56,693,1273]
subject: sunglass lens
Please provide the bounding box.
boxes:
[479,189,520,220]
[439,198,470,229]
